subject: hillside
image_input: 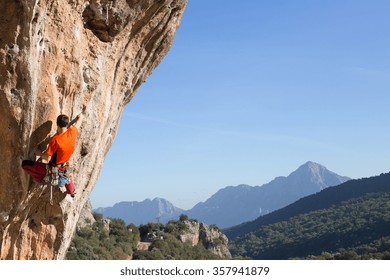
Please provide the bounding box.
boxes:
[67,214,231,260]
[225,172,390,239]
[228,172,390,260]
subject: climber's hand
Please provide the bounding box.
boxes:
[76,112,83,123]
[74,112,83,130]
[34,147,43,157]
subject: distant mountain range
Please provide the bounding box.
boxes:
[94,161,350,227]
[184,161,350,228]
[94,198,184,225]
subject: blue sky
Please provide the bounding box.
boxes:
[90,0,390,210]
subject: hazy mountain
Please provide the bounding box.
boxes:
[227,172,390,259]
[94,197,184,226]
[184,161,350,228]
[94,162,349,228]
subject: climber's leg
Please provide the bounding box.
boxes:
[65,177,75,197]
[21,160,47,182]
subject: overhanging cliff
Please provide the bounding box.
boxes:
[0,0,187,260]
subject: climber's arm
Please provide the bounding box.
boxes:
[74,113,83,130]
[34,148,51,163]
[35,138,56,163]
[68,111,83,130]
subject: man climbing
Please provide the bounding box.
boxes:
[22,112,83,197]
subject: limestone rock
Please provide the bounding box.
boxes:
[179,220,232,259]
[0,0,187,259]
[199,223,232,259]
[76,200,96,230]
[179,220,200,246]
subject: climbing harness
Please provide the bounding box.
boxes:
[51,166,59,186]
[45,162,72,205]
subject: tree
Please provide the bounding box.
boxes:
[179,214,189,222]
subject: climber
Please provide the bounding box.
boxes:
[21,112,83,197]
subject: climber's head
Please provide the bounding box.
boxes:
[56,114,69,128]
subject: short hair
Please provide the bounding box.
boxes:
[57,114,69,128]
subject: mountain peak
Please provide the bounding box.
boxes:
[299,161,324,171]
[186,162,350,228]
[292,161,329,177]
[289,161,350,190]
[95,198,184,226]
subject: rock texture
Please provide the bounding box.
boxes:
[179,220,200,246]
[199,223,231,259]
[76,200,96,230]
[179,220,232,259]
[0,0,187,260]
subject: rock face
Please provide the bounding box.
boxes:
[199,223,231,259]
[179,220,200,246]
[179,220,232,259]
[76,200,96,230]
[0,0,187,260]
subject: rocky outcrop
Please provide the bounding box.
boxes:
[179,220,200,246]
[199,223,231,259]
[179,220,232,259]
[76,200,96,230]
[0,0,187,259]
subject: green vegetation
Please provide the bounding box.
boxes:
[179,214,189,222]
[67,214,226,260]
[134,233,221,260]
[298,236,390,260]
[225,172,390,240]
[66,213,139,260]
[68,173,390,260]
[135,219,223,260]
[229,192,390,259]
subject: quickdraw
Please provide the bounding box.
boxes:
[46,162,70,186]
[50,185,53,205]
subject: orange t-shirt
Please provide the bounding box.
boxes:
[46,126,78,164]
